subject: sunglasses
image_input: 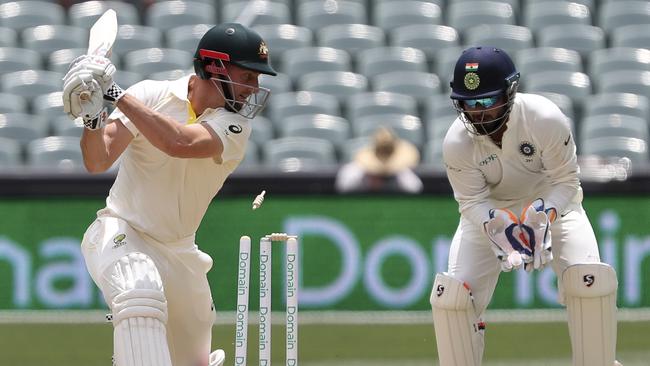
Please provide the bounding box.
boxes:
[464,96,499,108]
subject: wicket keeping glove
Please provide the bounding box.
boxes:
[483,208,532,272]
[519,198,555,272]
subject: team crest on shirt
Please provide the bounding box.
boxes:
[112,233,127,249]
[519,141,536,157]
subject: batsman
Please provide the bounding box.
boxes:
[61,23,276,366]
[429,46,622,366]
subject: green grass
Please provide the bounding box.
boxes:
[2,322,649,365]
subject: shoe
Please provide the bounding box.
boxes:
[209,349,225,366]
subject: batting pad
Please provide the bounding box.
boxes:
[562,263,618,366]
[106,253,172,366]
[430,273,484,366]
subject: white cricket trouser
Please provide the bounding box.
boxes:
[81,215,216,366]
[447,202,602,315]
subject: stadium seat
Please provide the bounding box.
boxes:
[114,71,144,90]
[0,93,27,114]
[1,70,62,100]
[356,47,427,79]
[249,115,275,146]
[422,93,456,122]
[580,136,649,166]
[611,24,650,49]
[597,70,650,98]
[589,48,650,78]
[372,71,442,102]
[516,47,582,77]
[346,92,418,122]
[372,0,444,6]
[222,1,290,26]
[463,25,533,55]
[146,1,216,32]
[0,136,21,168]
[281,47,352,82]
[26,136,84,170]
[298,71,368,102]
[523,1,591,33]
[296,0,367,31]
[280,114,351,148]
[123,48,192,78]
[0,1,65,31]
[113,25,163,60]
[167,24,212,54]
[51,115,84,138]
[0,113,49,146]
[580,114,649,142]
[32,91,64,120]
[260,72,292,94]
[263,136,337,171]
[239,140,260,168]
[422,138,446,171]
[68,1,139,28]
[148,69,189,81]
[523,71,592,103]
[340,135,372,162]
[252,24,314,69]
[267,91,340,126]
[390,24,459,60]
[433,46,464,91]
[599,0,650,33]
[318,24,386,57]
[22,25,87,59]
[535,92,577,125]
[537,24,605,59]
[426,116,455,143]
[353,113,424,148]
[447,1,516,34]
[48,48,87,74]
[583,93,650,120]
[373,1,443,32]
[0,27,17,47]
[0,47,42,73]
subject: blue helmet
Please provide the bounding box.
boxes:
[450,46,521,136]
[450,46,519,100]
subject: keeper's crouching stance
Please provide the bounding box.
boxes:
[430,46,621,366]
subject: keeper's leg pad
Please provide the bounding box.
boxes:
[562,263,618,366]
[105,253,172,366]
[430,273,484,366]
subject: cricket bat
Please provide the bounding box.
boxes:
[79,9,118,101]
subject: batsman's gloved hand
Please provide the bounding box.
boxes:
[62,55,125,112]
[519,198,555,272]
[483,208,532,272]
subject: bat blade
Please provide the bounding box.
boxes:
[80,9,118,101]
[88,9,118,57]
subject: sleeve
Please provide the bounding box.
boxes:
[442,128,494,228]
[204,112,251,163]
[531,96,580,213]
[108,80,164,137]
[335,162,365,193]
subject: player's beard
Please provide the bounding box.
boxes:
[470,113,508,135]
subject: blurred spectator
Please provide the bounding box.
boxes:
[335,126,423,194]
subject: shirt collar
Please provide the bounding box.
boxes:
[169,74,193,101]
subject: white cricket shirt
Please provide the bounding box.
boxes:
[100,75,250,242]
[443,93,582,228]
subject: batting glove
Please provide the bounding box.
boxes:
[519,199,555,272]
[483,208,532,272]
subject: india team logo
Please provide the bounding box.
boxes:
[519,141,536,157]
[464,73,480,90]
